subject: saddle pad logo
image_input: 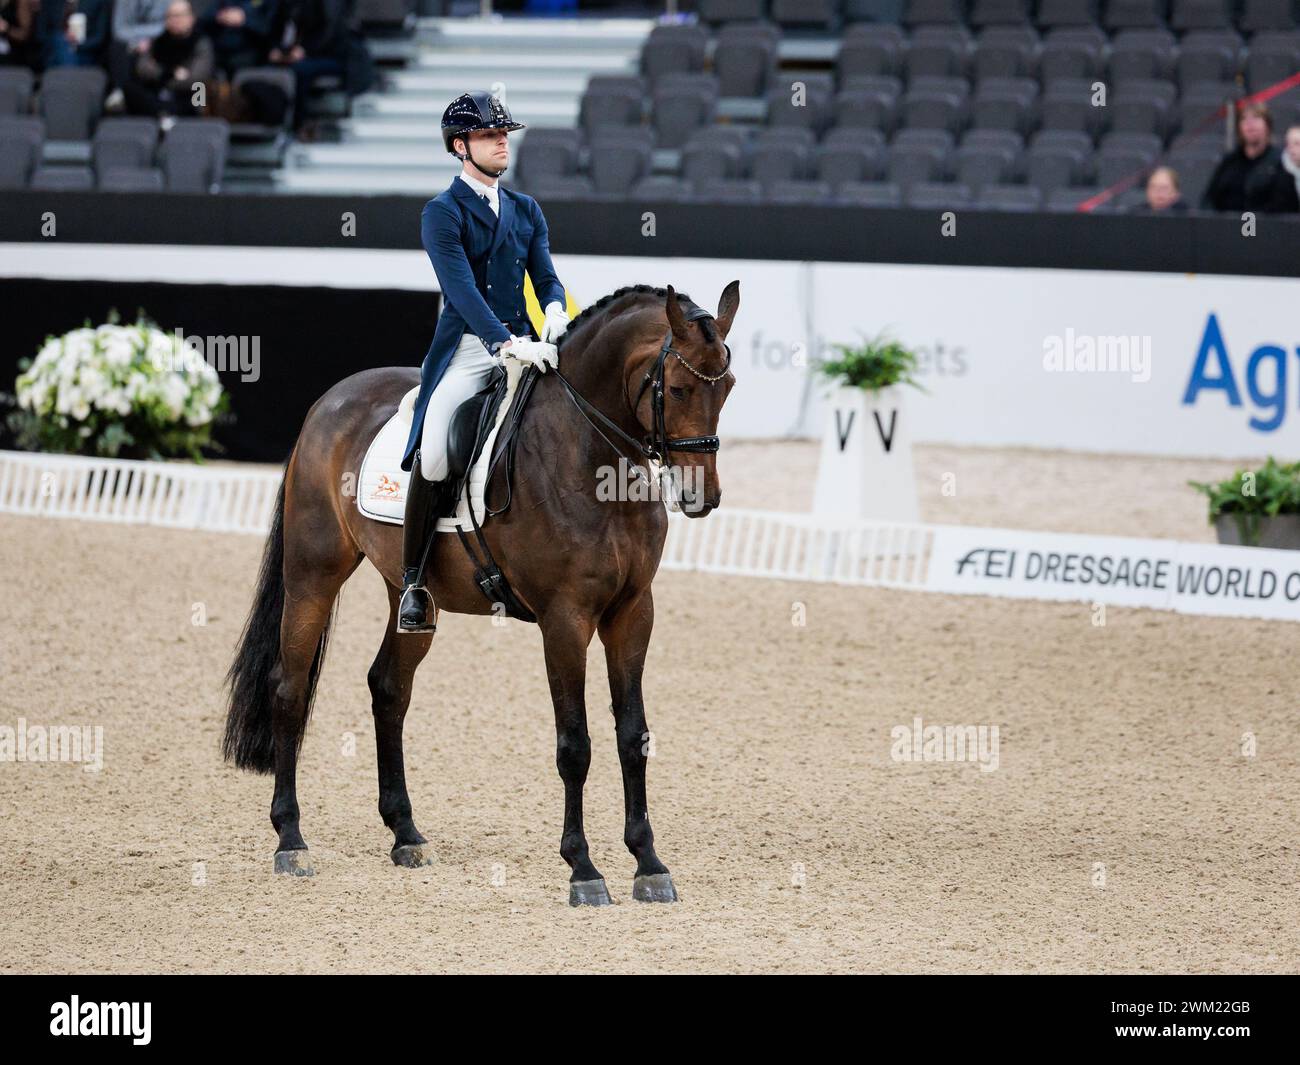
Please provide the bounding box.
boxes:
[370,474,403,501]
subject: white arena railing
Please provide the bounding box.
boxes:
[0,449,933,589]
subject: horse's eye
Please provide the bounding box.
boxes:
[669,386,687,400]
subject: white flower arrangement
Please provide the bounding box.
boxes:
[8,316,228,459]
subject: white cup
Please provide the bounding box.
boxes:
[68,12,86,44]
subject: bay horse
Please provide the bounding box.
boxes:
[222,282,739,905]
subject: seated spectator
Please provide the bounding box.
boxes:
[0,0,36,68]
[122,0,212,123]
[200,0,277,79]
[1135,166,1187,214]
[1201,103,1300,214]
[106,0,173,107]
[43,0,110,68]
[1281,124,1300,211]
[267,0,348,130]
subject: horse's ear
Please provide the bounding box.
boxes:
[665,284,689,339]
[715,280,741,338]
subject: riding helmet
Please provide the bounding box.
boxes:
[441,91,526,154]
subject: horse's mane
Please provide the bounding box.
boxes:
[558,284,716,350]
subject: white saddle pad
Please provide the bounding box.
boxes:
[357,360,525,531]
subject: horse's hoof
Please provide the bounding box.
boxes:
[273,850,315,877]
[391,843,435,869]
[568,879,613,907]
[632,873,678,903]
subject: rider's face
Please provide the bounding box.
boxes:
[463,129,510,170]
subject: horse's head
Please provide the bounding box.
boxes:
[629,281,739,518]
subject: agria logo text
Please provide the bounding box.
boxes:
[50,996,151,1045]
[1183,312,1299,432]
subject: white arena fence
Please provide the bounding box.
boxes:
[2,450,1295,622]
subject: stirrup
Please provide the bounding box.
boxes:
[397,581,436,634]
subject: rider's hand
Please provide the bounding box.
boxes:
[500,336,558,373]
[540,301,569,344]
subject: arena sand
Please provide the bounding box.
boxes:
[1,442,1296,974]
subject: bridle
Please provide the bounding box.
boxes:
[551,306,731,477]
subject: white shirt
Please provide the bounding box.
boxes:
[458,171,499,217]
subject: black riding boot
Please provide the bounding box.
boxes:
[398,455,440,633]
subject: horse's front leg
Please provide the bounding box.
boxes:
[599,588,677,903]
[540,607,610,906]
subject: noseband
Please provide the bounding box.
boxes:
[552,305,731,476]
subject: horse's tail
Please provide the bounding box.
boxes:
[223,471,319,774]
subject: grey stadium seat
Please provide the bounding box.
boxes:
[1040,78,1106,139]
[579,77,645,136]
[905,30,972,81]
[749,138,813,187]
[682,140,745,182]
[954,141,1021,187]
[1241,0,1300,32]
[1026,139,1089,192]
[816,137,887,186]
[30,166,94,189]
[887,131,952,186]
[98,167,166,192]
[630,175,691,200]
[714,27,779,98]
[766,78,833,135]
[835,85,901,133]
[698,0,765,24]
[1247,37,1300,95]
[517,129,582,189]
[1171,0,1233,29]
[641,24,707,84]
[835,180,904,205]
[1039,29,1106,81]
[972,27,1040,80]
[231,67,295,140]
[160,118,229,193]
[905,0,966,25]
[588,129,654,195]
[0,115,44,188]
[838,26,907,81]
[522,174,596,201]
[690,177,763,203]
[766,179,836,204]
[1036,0,1102,28]
[652,79,717,148]
[92,117,159,176]
[1108,29,1177,83]
[845,0,907,20]
[1094,131,1162,186]
[1047,186,1103,211]
[976,183,1044,210]
[772,0,840,31]
[40,67,107,140]
[1103,0,1165,29]
[970,0,1034,24]
[1109,80,1176,139]
[1176,35,1243,90]
[971,77,1037,134]
[962,127,1026,152]
[1174,82,1241,137]
[901,82,969,134]
[0,68,34,116]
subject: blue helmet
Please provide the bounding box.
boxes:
[441,91,526,155]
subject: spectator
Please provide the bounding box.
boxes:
[106,0,173,108]
[1281,124,1300,210]
[1201,103,1300,213]
[122,0,213,122]
[0,0,36,68]
[267,0,348,129]
[200,0,278,78]
[43,0,110,67]
[1136,166,1187,213]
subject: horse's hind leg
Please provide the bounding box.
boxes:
[369,584,435,868]
[599,588,677,903]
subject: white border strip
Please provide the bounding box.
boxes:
[1,450,1293,622]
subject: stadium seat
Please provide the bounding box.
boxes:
[629,175,691,200]
[0,68,33,116]
[1173,82,1241,137]
[838,25,907,80]
[1039,28,1106,81]
[976,183,1044,209]
[1095,131,1163,187]
[1240,0,1300,32]
[904,0,966,25]
[641,24,708,84]
[973,27,1041,80]
[1103,0,1166,30]
[971,0,1035,25]
[835,180,904,205]
[1165,147,1220,203]
[92,118,159,177]
[1108,29,1177,83]
[521,174,596,201]
[517,128,582,189]
[98,167,166,192]
[971,77,1038,134]
[39,67,107,141]
[1110,80,1176,139]
[1170,0,1233,29]
[887,132,952,185]
[844,0,907,22]
[30,166,94,189]
[1177,34,1244,90]
[1036,0,1102,28]
[1026,134,1090,191]
[160,118,230,193]
[962,126,1027,151]
[1246,37,1300,94]
[714,25,780,97]
[1040,78,1106,139]
[836,80,902,132]
[579,77,646,136]
[954,141,1021,186]
[906,27,973,80]
[907,181,973,207]
[816,140,887,186]
[588,128,654,195]
[766,77,833,135]
[0,115,44,188]
[682,139,745,182]
[749,136,814,187]
[231,67,295,141]
[901,81,969,133]
[698,0,766,24]
[766,179,836,203]
[653,78,718,148]
[1046,185,1101,210]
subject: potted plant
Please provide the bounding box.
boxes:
[5,313,228,461]
[811,331,925,522]
[1189,457,1300,549]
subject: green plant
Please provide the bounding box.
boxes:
[1189,457,1300,545]
[817,331,925,392]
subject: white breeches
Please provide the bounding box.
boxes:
[419,332,498,481]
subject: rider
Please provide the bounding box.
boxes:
[396,89,570,633]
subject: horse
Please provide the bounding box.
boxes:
[222,281,739,905]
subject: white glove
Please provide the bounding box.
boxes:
[500,336,558,373]
[540,301,570,344]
